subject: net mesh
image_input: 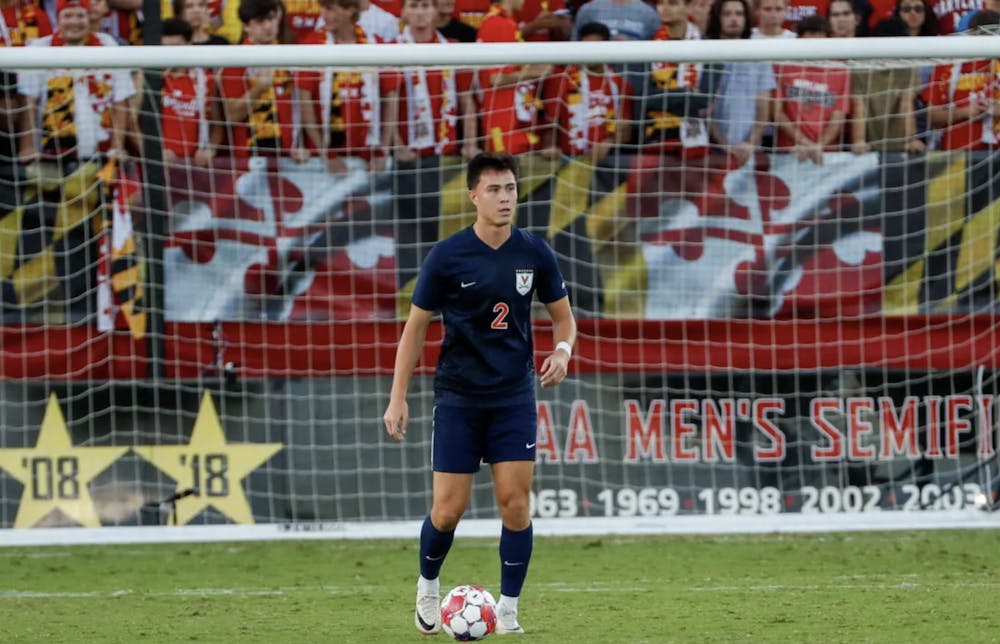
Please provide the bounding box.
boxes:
[2,45,1000,529]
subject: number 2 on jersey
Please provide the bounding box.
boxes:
[491,302,509,329]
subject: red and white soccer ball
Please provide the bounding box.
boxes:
[440,584,497,641]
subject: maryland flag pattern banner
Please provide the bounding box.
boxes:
[0,162,105,322]
[0,160,145,338]
[157,151,1000,323]
[5,151,1000,328]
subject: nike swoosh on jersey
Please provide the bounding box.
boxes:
[461,281,476,288]
[525,442,536,449]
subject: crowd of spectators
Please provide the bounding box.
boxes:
[3,0,1000,172]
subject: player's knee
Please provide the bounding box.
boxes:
[496,494,530,526]
[430,506,465,532]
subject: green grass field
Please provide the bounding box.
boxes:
[2,530,999,643]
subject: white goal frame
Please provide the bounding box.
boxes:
[4,36,1000,547]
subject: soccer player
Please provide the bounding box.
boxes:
[382,152,577,636]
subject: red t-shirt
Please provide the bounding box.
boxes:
[286,0,322,43]
[931,0,981,34]
[924,60,1000,150]
[476,6,540,154]
[784,0,828,29]
[866,0,896,29]
[517,0,567,41]
[775,64,851,147]
[219,64,297,156]
[454,0,491,29]
[295,29,395,157]
[455,0,566,36]
[542,65,632,155]
[162,69,214,158]
[372,0,401,15]
[0,1,52,46]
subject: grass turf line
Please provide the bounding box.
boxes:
[1,530,999,643]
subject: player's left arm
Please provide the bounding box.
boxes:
[538,295,576,388]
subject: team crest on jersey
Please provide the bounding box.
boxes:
[515,269,534,295]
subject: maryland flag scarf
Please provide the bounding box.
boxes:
[96,157,146,339]
[0,1,44,46]
[43,32,111,158]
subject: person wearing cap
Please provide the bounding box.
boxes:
[16,0,136,165]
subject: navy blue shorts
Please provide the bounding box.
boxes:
[432,403,537,473]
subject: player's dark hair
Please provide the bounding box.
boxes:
[162,17,194,41]
[577,21,611,40]
[466,152,519,190]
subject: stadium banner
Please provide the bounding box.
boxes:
[2,150,997,333]
[0,159,146,335]
[157,151,997,323]
[0,373,996,529]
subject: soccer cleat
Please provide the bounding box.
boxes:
[414,589,441,635]
[495,606,525,635]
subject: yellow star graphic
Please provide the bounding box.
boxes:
[133,393,282,525]
[0,394,128,529]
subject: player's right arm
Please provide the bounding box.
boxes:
[383,304,435,441]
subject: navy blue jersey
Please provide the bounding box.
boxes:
[412,226,568,407]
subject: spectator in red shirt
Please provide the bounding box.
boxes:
[786,0,829,29]
[476,0,551,154]
[518,0,572,41]
[829,0,868,154]
[453,0,489,28]
[160,17,223,166]
[541,21,633,161]
[773,15,851,163]
[285,0,322,41]
[296,0,394,169]
[931,0,980,33]
[219,0,305,158]
[1,0,53,46]
[924,11,1000,150]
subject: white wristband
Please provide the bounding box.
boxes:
[555,341,572,358]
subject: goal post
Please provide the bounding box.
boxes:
[3,36,1000,545]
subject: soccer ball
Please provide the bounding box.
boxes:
[440,584,497,641]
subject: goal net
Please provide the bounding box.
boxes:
[2,35,1000,540]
